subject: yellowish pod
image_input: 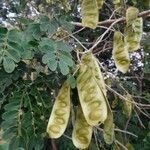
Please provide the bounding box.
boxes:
[96,0,104,9]
[82,52,107,95]
[112,31,130,73]
[125,17,143,52]
[81,0,99,29]
[72,106,93,149]
[77,64,107,126]
[46,81,70,138]
[126,7,139,26]
[103,96,114,144]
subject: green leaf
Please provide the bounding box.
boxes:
[2,110,18,120]
[2,127,16,140]
[8,29,22,44]
[42,52,55,64]
[5,48,21,63]
[26,24,41,40]
[0,27,7,40]
[40,16,59,35]
[0,142,9,150]
[28,135,44,150]
[8,136,20,150]
[67,75,76,88]
[59,60,69,75]
[4,101,20,111]
[21,50,34,59]
[57,41,72,52]
[39,38,55,53]
[47,59,58,71]
[59,16,74,33]
[3,57,16,73]
[1,120,17,129]
[60,51,74,67]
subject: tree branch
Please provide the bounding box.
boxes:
[71,10,150,27]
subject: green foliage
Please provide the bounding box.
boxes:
[40,38,74,75]
[0,0,149,150]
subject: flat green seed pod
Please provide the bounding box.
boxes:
[81,0,99,29]
[125,17,143,52]
[126,7,139,26]
[47,81,70,138]
[77,64,107,125]
[72,107,93,149]
[113,31,130,73]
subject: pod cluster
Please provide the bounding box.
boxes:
[46,52,114,149]
[113,7,143,73]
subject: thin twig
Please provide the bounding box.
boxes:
[96,127,138,138]
[63,134,72,140]
[70,34,88,51]
[94,129,100,150]
[115,140,128,150]
[106,85,150,107]
[114,128,138,138]
[134,109,146,128]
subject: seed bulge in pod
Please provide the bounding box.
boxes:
[48,125,60,134]
[55,117,65,125]
[77,72,107,125]
[112,31,130,73]
[72,106,92,149]
[46,81,70,138]
[82,52,107,96]
[125,17,143,52]
[126,7,139,26]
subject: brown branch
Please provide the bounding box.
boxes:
[71,10,150,27]
[51,139,57,150]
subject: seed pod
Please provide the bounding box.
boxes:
[125,17,143,52]
[96,0,104,9]
[112,31,130,73]
[82,52,107,96]
[81,0,99,29]
[77,64,107,126]
[123,93,133,118]
[72,106,93,149]
[103,96,114,144]
[47,81,70,138]
[113,0,123,12]
[126,7,139,26]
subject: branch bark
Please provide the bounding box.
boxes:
[71,10,150,27]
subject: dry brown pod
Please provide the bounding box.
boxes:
[72,106,93,149]
[46,81,70,138]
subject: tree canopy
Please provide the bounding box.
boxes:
[0,0,150,150]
